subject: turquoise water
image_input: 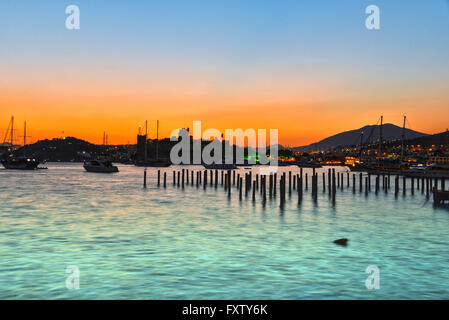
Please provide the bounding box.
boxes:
[1,163,449,299]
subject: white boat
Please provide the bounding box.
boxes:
[83,160,119,173]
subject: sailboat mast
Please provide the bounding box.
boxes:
[379,115,383,157]
[11,116,14,146]
[23,121,27,157]
[400,115,406,163]
[144,120,148,162]
[359,132,364,161]
[156,120,159,160]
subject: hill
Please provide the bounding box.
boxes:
[403,130,449,147]
[11,137,103,162]
[292,123,428,152]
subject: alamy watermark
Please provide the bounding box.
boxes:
[66,5,80,30]
[365,265,380,290]
[169,121,278,167]
[64,5,379,31]
[66,265,80,290]
[366,5,380,30]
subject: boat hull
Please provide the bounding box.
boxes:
[1,159,39,170]
[83,165,119,173]
[135,160,171,168]
[401,171,449,179]
[203,164,238,170]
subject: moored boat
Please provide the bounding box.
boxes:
[295,160,322,168]
[135,159,171,167]
[1,157,39,170]
[402,163,449,178]
[83,160,119,173]
[1,119,40,170]
[203,163,237,170]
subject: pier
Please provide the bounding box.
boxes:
[143,167,449,207]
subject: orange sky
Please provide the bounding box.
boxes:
[1,1,449,147]
[1,75,448,147]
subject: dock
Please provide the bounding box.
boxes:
[143,167,449,207]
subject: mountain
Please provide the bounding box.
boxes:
[10,137,102,162]
[292,123,428,152]
[404,130,449,147]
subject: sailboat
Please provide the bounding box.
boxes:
[1,119,40,170]
[350,115,409,173]
[135,120,171,167]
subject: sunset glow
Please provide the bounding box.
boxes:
[1,0,448,146]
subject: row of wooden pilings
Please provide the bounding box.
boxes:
[143,168,447,207]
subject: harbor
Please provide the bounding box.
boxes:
[2,163,449,299]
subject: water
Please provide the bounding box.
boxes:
[1,163,449,299]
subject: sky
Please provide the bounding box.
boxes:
[1,0,448,146]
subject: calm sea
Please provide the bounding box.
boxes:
[1,163,448,299]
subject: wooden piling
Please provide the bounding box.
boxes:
[305,173,308,190]
[337,172,340,188]
[252,180,256,201]
[273,173,277,197]
[395,175,399,196]
[298,175,303,203]
[323,172,326,193]
[332,169,336,195]
[280,175,285,205]
[228,171,231,197]
[239,177,243,200]
[182,169,184,189]
[157,170,160,186]
[365,176,369,195]
[403,176,406,196]
[289,171,292,195]
[421,177,425,194]
[215,170,218,188]
[269,174,273,198]
[163,172,167,188]
[263,176,267,202]
[143,169,147,188]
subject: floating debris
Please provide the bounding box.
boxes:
[333,238,348,246]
